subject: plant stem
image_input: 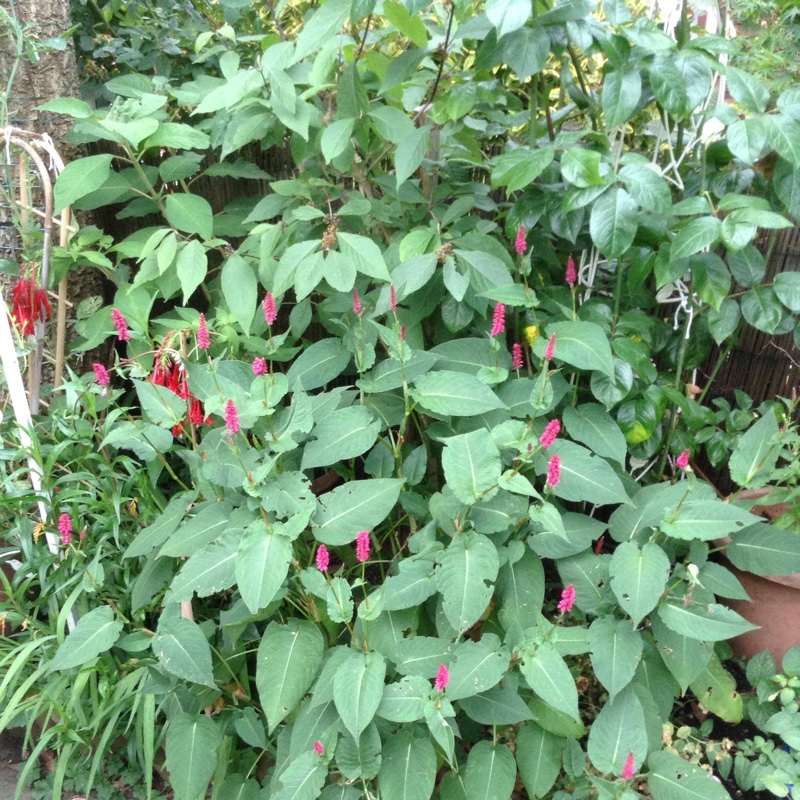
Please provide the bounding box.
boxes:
[698,340,733,404]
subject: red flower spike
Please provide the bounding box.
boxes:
[490,303,505,337]
[435,663,449,691]
[356,530,370,563]
[539,419,561,450]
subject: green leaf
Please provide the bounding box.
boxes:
[492,147,554,192]
[603,68,642,128]
[609,542,671,627]
[539,440,630,506]
[389,636,456,678]
[411,370,506,416]
[257,620,325,733]
[168,536,238,601]
[286,338,351,391]
[648,750,732,800]
[165,714,221,800]
[650,615,713,693]
[53,154,113,214]
[465,742,516,800]
[496,547,545,632]
[726,65,769,114]
[294,0,351,60]
[369,105,415,145]
[689,653,743,723]
[660,500,757,541]
[38,97,93,118]
[589,188,638,258]
[587,684,647,775]
[321,118,357,163]
[766,114,800,166]
[165,193,213,240]
[334,651,386,740]
[657,595,758,642]
[441,429,501,506]
[671,217,721,262]
[708,297,740,345]
[302,406,380,470]
[460,681,534,725]
[729,408,780,488]
[382,560,437,611]
[588,616,643,700]
[727,117,767,165]
[336,232,392,281]
[177,240,208,304]
[501,26,550,80]
[313,479,404,546]
[446,634,510,701]
[486,0,530,38]
[618,164,672,215]
[562,404,627,466]
[383,1,428,46]
[221,253,257,335]
[544,320,615,378]
[336,723,382,780]
[727,523,800,577]
[50,606,123,671]
[273,751,327,800]
[327,577,354,623]
[377,675,429,722]
[437,532,499,633]
[152,616,215,687]
[359,351,437,394]
[516,723,565,799]
[147,122,210,150]
[160,501,234,557]
[774,272,800,313]
[378,731,436,800]
[234,708,267,750]
[520,641,580,721]
[561,149,603,188]
[394,125,430,188]
[741,286,783,333]
[124,490,195,558]
[236,525,292,614]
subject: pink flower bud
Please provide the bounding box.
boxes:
[253,357,268,376]
[111,309,130,341]
[547,453,561,489]
[93,363,110,388]
[539,419,561,450]
[558,583,575,614]
[544,334,556,362]
[566,256,577,286]
[512,343,523,371]
[356,530,370,563]
[58,513,72,546]
[515,226,527,255]
[314,741,324,755]
[435,663,449,691]
[197,313,210,350]
[622,751,635,781]
[353,288,363,316]
[316,544,330,573]
[389,284,397,311]
[490,303,505,337]
[225,399,240,434]
[263,293,278,326]
[676,449,690,470]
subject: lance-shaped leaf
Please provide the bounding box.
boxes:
[334,651,386,740]
[465,741,516,800]
[301,406,380,470]
[446,634,510,701]
[648,750,732,800]
[378,731,436,800]
[590,187,638,258]
[441,428,501,506]
[516,722,565,799]
[165,714,221,800]
[729,408,781,488]
[520,641,580,721]
[436,533,499,633]
[257,620,325,733]
[609,541,671,627]
[50,606,123,672]
[236,524,292,614]
[411,370,507,417]
[650,615,714,693]
[152,616,215,687]
[657,591,758,642]
[588,616,643,701]
[541,321,615,379]
[587,684,647,775]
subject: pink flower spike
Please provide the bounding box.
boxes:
[512,343,524,371]
[490,303,505,337]
[389,284,397,311]
[547,453,561,489]
[353,288,363,316]
[435,663,449,692]
[58,513,72,546]
[544,334,556,362]
[316,545,330,573]
[558,583,575,614]
[225,399,240,434]
[622,751,635,781]
[253,357,268,376]
[93,363,110,388]
[263,292,278,326]
[356,530,370,563]
[515,226,527,255]
[314,741,324,756]
[197,314,210,350]
[676,449,691,470]
[539,418,561,450]
[566,255,577,287]
[111,309,130,341]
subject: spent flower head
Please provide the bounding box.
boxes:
[512,343,524,371]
